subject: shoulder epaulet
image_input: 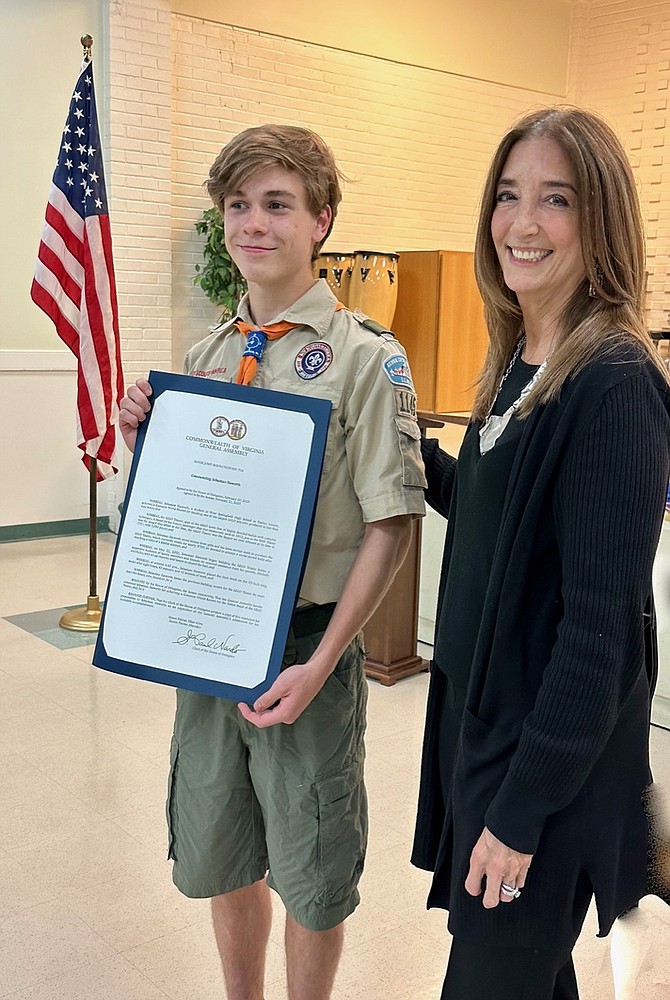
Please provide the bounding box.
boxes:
[361,317,393,337]
[351,308,395,338]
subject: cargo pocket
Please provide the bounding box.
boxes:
[394,415,428,487]
[315,755,368,905]
[166,736,180,861]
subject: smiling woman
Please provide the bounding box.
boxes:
[411,107,670,1000]
[471,107,656,421]
[490,135,585,348]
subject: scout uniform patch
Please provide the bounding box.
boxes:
[294,341,334,380]
[383,353,415,389]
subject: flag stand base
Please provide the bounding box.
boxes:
[60,595,102,632]
[60,460,102,633]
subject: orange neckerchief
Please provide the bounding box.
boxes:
[234,303,343,386]
[234,321,299,385]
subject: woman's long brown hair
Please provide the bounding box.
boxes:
[472,106,669,421]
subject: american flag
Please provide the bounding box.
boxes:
[31,59,124,480]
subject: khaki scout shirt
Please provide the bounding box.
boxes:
[184,280,426,605]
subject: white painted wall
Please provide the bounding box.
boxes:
[1,0,105,354]
[0,0,115,531]
[0,354,118,527]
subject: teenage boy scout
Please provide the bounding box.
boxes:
[119,124,425,1000]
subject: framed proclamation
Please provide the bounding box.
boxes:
[93,370,331,703]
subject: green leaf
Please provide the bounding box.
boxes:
[191,208,247,309]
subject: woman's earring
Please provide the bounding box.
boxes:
[589,261,605,298]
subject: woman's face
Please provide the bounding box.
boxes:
[490,136,586,313]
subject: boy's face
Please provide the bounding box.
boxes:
[223,166,331,299]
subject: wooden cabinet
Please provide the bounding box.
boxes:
[392,250,489,414]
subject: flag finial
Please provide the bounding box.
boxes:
[81,34,93,63]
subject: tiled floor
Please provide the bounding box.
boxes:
[1,533,669,999]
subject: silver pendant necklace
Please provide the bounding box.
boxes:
[478,336,549,455]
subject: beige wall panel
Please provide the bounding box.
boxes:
[1,0,104,353]
[174,0,571,95]
[0,362,116,527]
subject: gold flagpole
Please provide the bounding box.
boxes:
[60,460,103,632]
[60,33,102,633]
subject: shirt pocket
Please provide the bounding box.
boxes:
[271,378,343,476]
[394,415,428,488]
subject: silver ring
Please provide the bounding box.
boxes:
[501,882,521,899]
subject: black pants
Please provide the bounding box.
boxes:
[435,671,587,1000]
[440,939,580,1000]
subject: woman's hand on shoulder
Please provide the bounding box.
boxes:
[465,826,533,909]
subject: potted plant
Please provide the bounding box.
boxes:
[193,207,247,322]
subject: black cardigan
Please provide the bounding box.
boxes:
[412,346,670,948]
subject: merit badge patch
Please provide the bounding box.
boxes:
[295,342,333,380]
[383,354,414,389]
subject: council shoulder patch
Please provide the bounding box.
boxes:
[383,353,414,389]
[294,341,333,380]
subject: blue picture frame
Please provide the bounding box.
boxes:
[93,370,331,703]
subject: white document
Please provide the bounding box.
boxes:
[94,373,330,700]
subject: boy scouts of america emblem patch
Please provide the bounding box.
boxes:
[383,354,414,389]
[295,342,333,380]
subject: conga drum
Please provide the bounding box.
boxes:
[313,252,354,306]
[347,251,399,329]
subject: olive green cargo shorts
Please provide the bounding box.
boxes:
[166,628,368,931]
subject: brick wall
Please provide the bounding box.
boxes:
[169,16,563,366]
[107,0,173,381]
[570,0,670,331]
[107,3,670,378]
